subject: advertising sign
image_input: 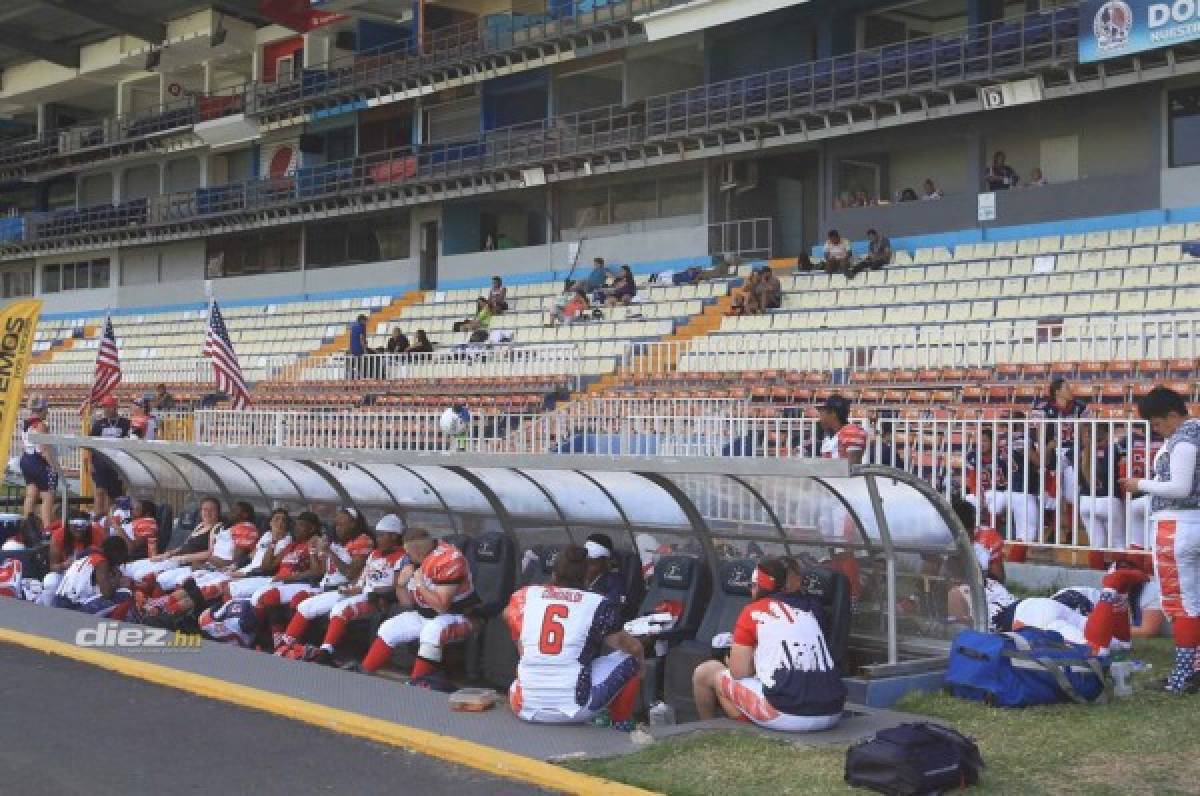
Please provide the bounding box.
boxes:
[1079,0,1200,62]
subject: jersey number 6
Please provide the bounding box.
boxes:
[538,604,569,655]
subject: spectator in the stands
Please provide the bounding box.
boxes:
[985,150,1019,191]
[584,257,615,293]
[729,270,762,316]
[822,229,853,275]
[348,314,368,379]
[483,233,496,251]
[456,297,493,333]
[130,396,156,441]
[385,328,410,355]
[848,228,893,279]
[851,189,871,208]
[754,266,782,311]
[488,276,508,313]
[604,265,637,306]
[154,384,175,411]
[561,288,591,323]
[921,178,943,200]
[898,187,919,202]
[410,330,434,354]
[1028,167,1047,187]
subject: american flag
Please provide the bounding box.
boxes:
[203,300,250,409]
[87,316,122,407]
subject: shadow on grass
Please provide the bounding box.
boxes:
[568,639,1200,795]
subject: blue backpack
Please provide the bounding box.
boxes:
[945,628,1111,707]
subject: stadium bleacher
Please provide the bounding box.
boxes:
[25,217,1200,420]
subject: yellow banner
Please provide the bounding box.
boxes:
[0,299,42,467]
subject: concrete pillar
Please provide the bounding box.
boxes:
[35,103,47,136]
[203,60,214,94]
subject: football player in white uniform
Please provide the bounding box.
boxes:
[505,545,644,730]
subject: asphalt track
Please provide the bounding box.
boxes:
[0,643,552,796]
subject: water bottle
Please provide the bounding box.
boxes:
[1110,661,1134,698]
[648,702,676,727]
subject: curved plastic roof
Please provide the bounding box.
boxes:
[58,437,986,662]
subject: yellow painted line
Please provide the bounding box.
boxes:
[0,627,655,796]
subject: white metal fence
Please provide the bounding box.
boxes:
[622,315,1200,375]
[25,343,583,390]
[14,401,1156,553]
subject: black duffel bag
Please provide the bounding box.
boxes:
[845,722,984,795]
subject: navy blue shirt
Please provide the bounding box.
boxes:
[588,569,626,609]
[349,321,366,356]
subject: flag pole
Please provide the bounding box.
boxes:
[78,310,107,517]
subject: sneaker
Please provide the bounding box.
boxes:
[311,647,333,666]
[611,719,636,733]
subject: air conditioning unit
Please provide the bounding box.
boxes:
[980,77,1043,110]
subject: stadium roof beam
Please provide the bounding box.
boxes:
[37,0,165,45]
[0,29,79,68]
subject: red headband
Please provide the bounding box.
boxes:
[753,567,777,593]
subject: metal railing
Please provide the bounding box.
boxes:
[168,404,1157,553]
[2,6,1096,249]
[709,218,772,260]
[26,343,583,390]
[248,0,643,117]
[621,316,1200,375]
[644,6,1080,138]
[0,86,248,174]
[289,346,583,389]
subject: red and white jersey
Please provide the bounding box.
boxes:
[56,551,105,601]
[320,533,374,590]
[359,548,409,594]
[211,522,259,562]
[275,540,313,579]
[0,558,22,598]
[408,542,474,612]
[820,424,867,460]
[732,594,844,716]
[21,417,46,456]
[121,517,158,545]
[973,527,1005,565]
[957,578,1016,631]
[505,585,619,720]
[237,533,292,575]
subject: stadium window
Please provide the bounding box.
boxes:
[562,185,611,229]
[612,179,658,224]
[1169,87,1200,168]
[42,264,59,293]
[91,259,110,289]
[659,173,703,217]
[1,266,33,298]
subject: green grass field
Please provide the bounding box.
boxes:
[570,638,1200,795]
